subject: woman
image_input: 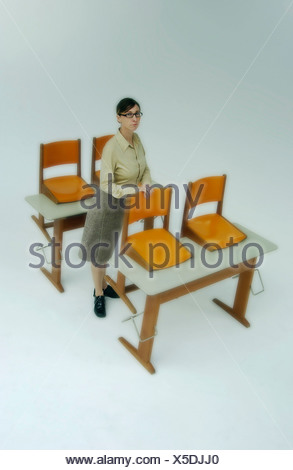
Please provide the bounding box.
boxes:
[81,98,151,318]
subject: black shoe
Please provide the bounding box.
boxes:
[103,285,120,298]
[93,291,106,318]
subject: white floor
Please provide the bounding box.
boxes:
[0,200,292,450]
[1,0,293,451]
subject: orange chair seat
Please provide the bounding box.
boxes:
[44,175,95,203]
[186,213,246,250]
[126,228,192,271]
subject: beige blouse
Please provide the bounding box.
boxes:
[100,129,151,199]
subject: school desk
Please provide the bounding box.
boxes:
[105,225,277,374]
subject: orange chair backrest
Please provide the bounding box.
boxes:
[127,187,172,225]
[42,140,80,169]
[189,175,226,207]
[93,135,114,161]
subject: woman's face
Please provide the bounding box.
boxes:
[117,104,141,133]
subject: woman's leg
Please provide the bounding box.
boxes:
[91,264,107,296]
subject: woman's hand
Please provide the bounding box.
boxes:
[138,183,151,198]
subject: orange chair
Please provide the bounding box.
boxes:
[181,175,246,251]
[105,187,193,313]
[40,139,94,204]
[91,135,114,185]
[31,139,94,242]
[122,188,192,272]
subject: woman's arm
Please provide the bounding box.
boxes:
[140,161,151,185]
[138,138,151,185]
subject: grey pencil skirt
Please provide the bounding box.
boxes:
[79,189,125,266]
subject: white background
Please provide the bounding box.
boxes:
[0,0,292,450]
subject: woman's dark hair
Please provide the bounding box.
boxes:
[116,97,140,115]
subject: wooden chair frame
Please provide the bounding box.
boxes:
[181,174,228,244]
[105,188,172,314]
[181,174,247,252]
[181,173,226,227]
[32,139,82,242]
[91,135,114,185]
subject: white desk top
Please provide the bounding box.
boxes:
[109,224,277,296]
[25,194,95,221]
[25,183,156,221]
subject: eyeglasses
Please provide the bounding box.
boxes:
[119,112,143,119]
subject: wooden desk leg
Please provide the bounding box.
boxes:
[31,214,53,243]
[119,295,160,374]
[40,219,64,293]
[105,272,137,314]
[213,258,257,327]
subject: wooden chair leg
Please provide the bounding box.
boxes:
[105,272,137,314]
[213,258,257,327]
[119,294,160,374]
